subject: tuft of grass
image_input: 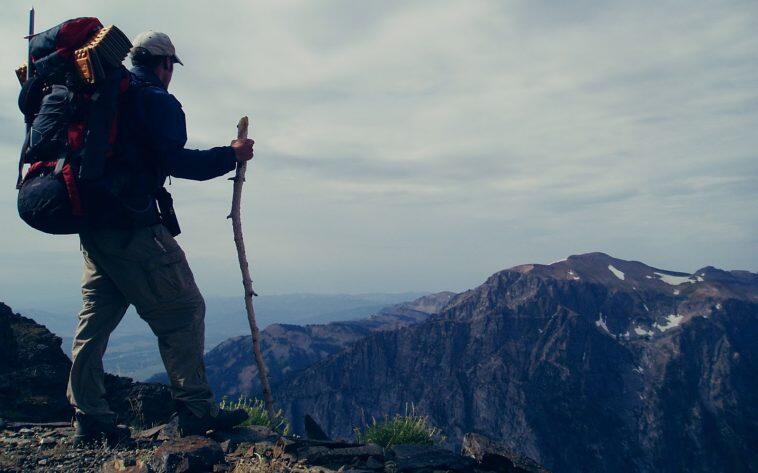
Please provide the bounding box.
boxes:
[354,404,444,448]
[220,395,291,435]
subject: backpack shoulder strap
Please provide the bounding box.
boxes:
[124,75,154,130]
[16,75,45,189]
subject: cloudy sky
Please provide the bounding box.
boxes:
[0,0,756,310]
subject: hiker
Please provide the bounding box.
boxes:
[66,31,254,445]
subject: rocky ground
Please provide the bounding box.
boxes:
[0,300,546,472]
[0,419,546,473]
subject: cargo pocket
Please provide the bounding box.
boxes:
[143,249,192,301]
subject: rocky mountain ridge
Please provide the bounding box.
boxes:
[199,292,455,396]
[2,252,754,472]
[273,253,757,473]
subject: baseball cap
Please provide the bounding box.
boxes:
[130,30,183,65]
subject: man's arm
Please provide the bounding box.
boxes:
[167,146,236,181]
[140,89,252,180]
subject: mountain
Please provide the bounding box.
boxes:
[0,302,173,426]
[273,253,757,473]
[196,292,455,397]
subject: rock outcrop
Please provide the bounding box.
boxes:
[0,302,73,422]
[0,302,173,427]
[274,253,758,473]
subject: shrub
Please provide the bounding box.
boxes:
[219,396,290,435]
[354,404,444,448]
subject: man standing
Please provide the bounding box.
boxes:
[67,31,253,445]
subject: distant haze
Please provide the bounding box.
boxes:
[23,292,425,380]
[1,1,756,309]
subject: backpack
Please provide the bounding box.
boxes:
[16,17,133,234]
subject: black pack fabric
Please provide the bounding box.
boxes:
[17,74,46,118]
[26,84,73,164]
[77,78,162,230]
[18,171,84,235]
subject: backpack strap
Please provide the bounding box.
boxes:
[53,154,66,175]
[78,69,122,181]
[15,74,44,189]
[15,134,29,189]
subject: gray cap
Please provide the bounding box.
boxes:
[130,30,183,65]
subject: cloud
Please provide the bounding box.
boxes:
[0,0,756,309]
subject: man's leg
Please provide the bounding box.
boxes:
[80,224,216,418]
[138,268,216,418]
[67,245,129,423]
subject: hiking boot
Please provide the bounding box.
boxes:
[175,405,249,436]
[72,412,131,448]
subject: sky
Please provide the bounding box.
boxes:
[0,0,756,311]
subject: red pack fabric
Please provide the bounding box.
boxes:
[56,17,102,58]
[60,163,84,216]
[29,17,102,64]
[68,122,86,151]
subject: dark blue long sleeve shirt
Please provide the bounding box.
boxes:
[129,66,237,182]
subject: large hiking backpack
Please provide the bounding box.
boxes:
[16,17,134,234]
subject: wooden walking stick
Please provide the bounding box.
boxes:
[228,116,275,420]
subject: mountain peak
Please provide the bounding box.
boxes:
[495,253,757,303]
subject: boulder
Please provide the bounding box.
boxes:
[388,444,476,472]
[135,423,169,440]
[461,433,550,473]
[101,458,150,473]
[305,443,385,470]
[104,374,174,428]
[148,436,225,473]
[157,417,182,441]
[304,414,331,440]
[211,425,279,453]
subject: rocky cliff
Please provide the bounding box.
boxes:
[202,292,454,397]
[0,302,72,421]
[274,253,757,473]
[0,302,173,427]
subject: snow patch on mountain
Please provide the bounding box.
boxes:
[634,326,654,337]
[608,265,625,280]
[655,314,684,332]
[595,313,612,335]
[655,272,693,286]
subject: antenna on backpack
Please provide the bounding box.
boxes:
[16,7,35,189]
[27,7,34,80]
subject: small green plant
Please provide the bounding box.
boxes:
[220,395,291,435]
[354,404,444,448]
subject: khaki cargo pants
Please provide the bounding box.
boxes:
[67,223,216,422]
